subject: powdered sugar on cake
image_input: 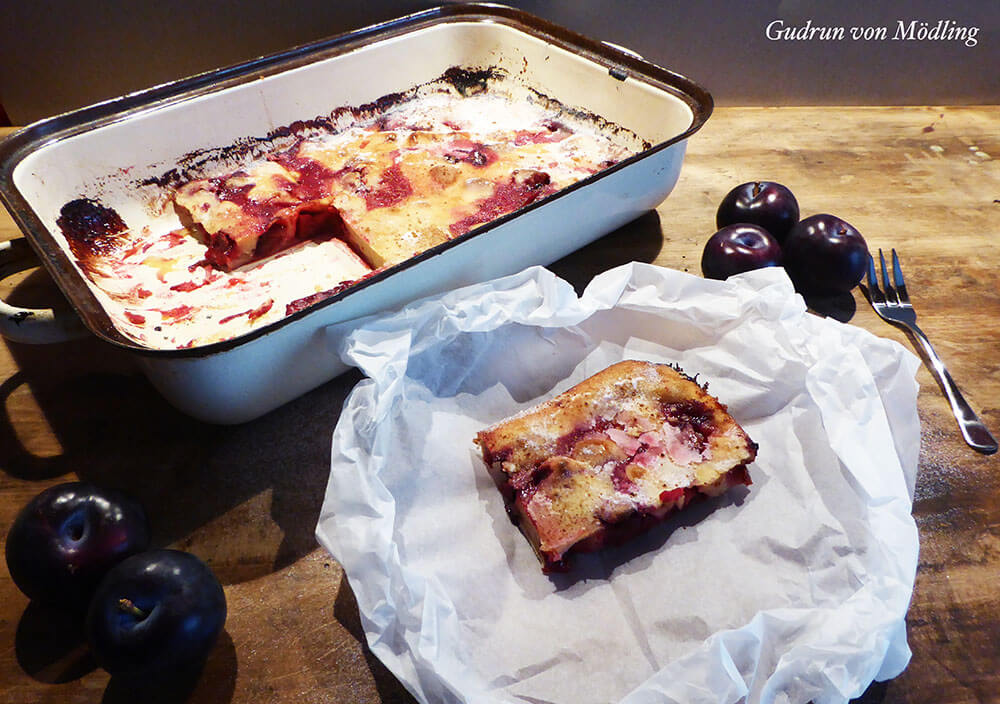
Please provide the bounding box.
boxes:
[475,360,757,572]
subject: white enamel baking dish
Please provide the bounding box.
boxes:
[0,3,711,424]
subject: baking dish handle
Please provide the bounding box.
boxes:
[0,238,90,344]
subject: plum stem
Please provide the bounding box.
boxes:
[117,598,147,620]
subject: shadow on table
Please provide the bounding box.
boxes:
[804,289,858,323]
[101,631,237,704]
[0,313,364,585]
[14,600,237,703]
[547,209,664,293]
[850,680,891,702]
[0,209,665,587]
[15,601,96,683]
[334,579,418,704]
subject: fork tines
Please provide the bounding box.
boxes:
[863,247,998,455]
[866,248,911,307]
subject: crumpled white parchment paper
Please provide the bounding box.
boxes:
[315,263,921,704]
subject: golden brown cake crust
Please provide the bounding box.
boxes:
[475,360,757,571]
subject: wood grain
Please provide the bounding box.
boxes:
[1,106,998,703]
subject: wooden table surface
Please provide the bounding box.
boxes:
[1,107,998,704]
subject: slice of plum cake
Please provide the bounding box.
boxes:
[475,360,757,572]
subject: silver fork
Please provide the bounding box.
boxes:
[863,249,997,455]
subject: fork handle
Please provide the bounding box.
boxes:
[906,322,998,455]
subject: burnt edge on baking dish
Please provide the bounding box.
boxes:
[0,3,712,359]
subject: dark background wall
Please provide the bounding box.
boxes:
[0,0,997,125]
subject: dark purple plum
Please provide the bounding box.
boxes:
[86,549,227,677]
[5,482,151,607]
[701,224,783,280]
[717,181,800,243]
[783,214,869,294]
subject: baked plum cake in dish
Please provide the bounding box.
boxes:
[475,360,757,572]
[55,78,641,351]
